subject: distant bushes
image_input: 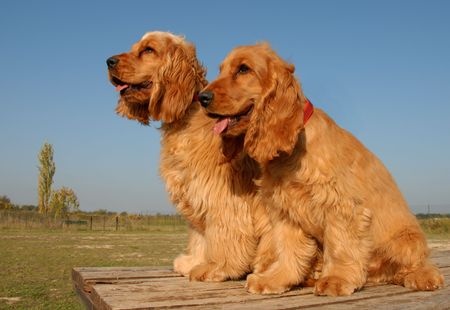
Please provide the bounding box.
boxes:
[1,206,449,236]
[418,217,450,236]
[416,213,450,219]
[0,209,187,232]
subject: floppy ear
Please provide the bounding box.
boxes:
[116,100,150,125]
[244,60,306,164]
[149,42,206,123]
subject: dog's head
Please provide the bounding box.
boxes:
[199,43,307,163]
[107,31,207,124]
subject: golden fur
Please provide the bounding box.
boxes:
[107,32,266,281]
[200,43,444,296]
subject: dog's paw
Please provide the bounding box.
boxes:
[245,273,290,295]
[173,254,198,277]
[404,265,444,291]
[189,263,227,282]
[314,276,357,296]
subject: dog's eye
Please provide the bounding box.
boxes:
[237,64,250,74]
[141,47,154,55]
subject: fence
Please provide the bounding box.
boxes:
[0,210,187,232]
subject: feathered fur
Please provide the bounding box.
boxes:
[107,32,266,281]
[201,43,444,295]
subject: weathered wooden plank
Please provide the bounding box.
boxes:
[72,267,183,309]
[72,267,180,294]
[223,277,450,310]
[307,289,450,310]
[73,277,94,310]
[87,266,449,309]
[73,266,180,280]
[72,247,450,310]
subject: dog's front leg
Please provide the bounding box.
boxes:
[315,206,372,296]
[189,206,256,282]
[173,228,206,276]
[246,221,317,294]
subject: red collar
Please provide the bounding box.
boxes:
[303,98,314,124]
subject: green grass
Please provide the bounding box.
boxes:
[420,217,450,239]
[0,229,188,309]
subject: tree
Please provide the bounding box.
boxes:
[0,195,12,210]
[37,142,56,214]
[49,187,80,218]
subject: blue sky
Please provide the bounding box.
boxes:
[1,0,449,214]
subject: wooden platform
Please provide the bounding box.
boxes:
[72,247,450,309]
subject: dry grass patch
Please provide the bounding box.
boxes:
[0,229,187,309]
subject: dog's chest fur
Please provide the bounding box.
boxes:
[159,107,260,234]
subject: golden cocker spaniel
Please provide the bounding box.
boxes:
[199,43,444,296]
[107,32,266,281]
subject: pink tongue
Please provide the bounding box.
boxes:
[213,118,230,135]
[115,84,129,92]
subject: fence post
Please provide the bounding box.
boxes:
[115,216,119,231]
[90,216,93,231]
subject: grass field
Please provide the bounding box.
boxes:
[0,218,449,309]
[0,228,188,309]
[419,217,450,238]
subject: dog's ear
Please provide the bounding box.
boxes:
[149,42,206,123]
[116,100,150,125]
[244,59,306,164]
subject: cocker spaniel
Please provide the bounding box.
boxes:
[107,32,266,281]
[199,43,444,296]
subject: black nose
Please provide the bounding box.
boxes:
[198,91,214,108]
[106,57,119,69]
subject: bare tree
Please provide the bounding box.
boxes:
[37,142,55,214]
